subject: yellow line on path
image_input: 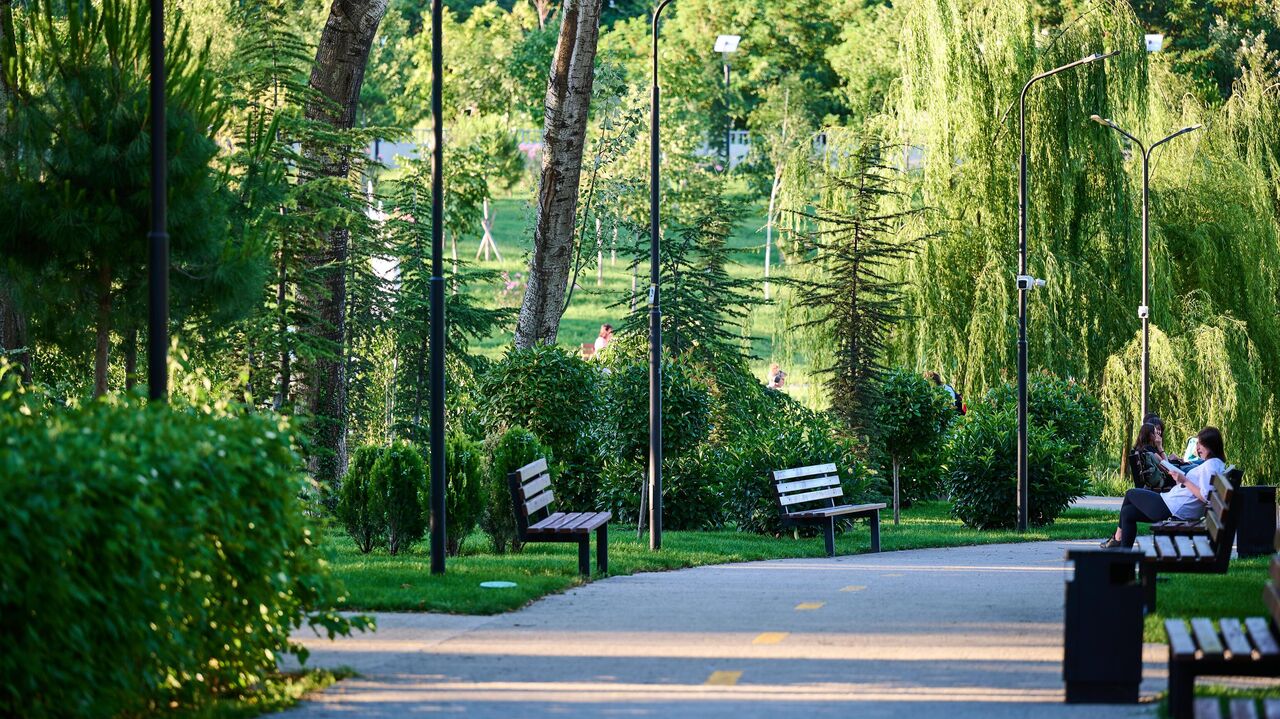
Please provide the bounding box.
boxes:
[795,602,825,610]
[705,670,742,686]
[751,632,788,645]
[840,585,866,592]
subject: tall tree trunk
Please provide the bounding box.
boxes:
[0,282,30,383]
[93,262,112,397]
[299,0,388,491]
[276,232,292,410]
[513,0,603,348]
[124,327,137,390]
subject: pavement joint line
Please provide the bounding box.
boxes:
[795,602,825,611]
[704,670,742,686]
[751,632,788,645]
[840,585,866,592]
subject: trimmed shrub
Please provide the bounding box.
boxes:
[984,373,1103,454]
[370,442,428,555]
[337,445,383,553]
[481,427,552,553]
[598,352,714,461]
[0,374,365,717]
[478,345,602,506]
[440,432,485,556]
[597,446,728,531]
[870,368,956,509]
[723,401,876,535]
[945,406,1082,529]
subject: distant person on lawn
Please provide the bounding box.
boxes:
[594,324,613,353]
[927,371,965,414]
[1102,426,1227,548]
[768,363,787,390]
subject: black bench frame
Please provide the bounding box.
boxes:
[507,457,610,576]
[1163,529,1280,719]
[1137,468,1242,612]
[772,463,885,556]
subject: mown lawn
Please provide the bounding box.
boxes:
[324,501,1119,614]
[1143,553,1273,643]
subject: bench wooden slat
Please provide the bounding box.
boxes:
[1230,699,1259,719]
[1220,618,1254,658]
[1246,617,1280,657]
[524,489,555,515]
[515,457,549,482]
[1208,509,1225,544]
[1270,557,1280,589]
[1193,535,1214,559]
[1137,537,1158,558]
[1211,492,1228,523]
[1175,535,1198,559]
[539,511,583,530]
[1197,698,1224,719]
[790,502,887,519]
[1165,619,1198,660]
[521,474,552,499]
[1263,698,1280,719]
[776,476,840,494]
[772,463,837,482]
[780,487,843,507]
[1214,473,1234,503]
[1156,534,1178,558]
[1192,618,1226,658]
[529,511,610,534]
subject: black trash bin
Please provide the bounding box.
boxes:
[1063,547,1143,703]
[1235,485,1276,558]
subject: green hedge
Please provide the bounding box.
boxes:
[0,378,366,717]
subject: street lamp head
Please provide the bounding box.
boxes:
[1089,114,1108,126]
[714,34,741,53]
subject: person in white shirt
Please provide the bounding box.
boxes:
[594,324,613,353]
[1101,426,1228,548]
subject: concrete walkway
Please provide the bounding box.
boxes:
[1072,496,1124,511]
[287,540,1161,718]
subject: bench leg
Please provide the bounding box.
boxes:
[869,511,881,553]
[578,538,590,576]
[1167,658,1194,719]
[823,517,835,557]
[596,524,608,574]
[1140,563,1156,614]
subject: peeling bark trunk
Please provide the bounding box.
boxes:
[513,0,603,349]
[299,0,388,491]
[0,283,30,382]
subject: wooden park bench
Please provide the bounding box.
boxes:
[772,463,885,556]
[1137,468,1243,612]
[1163,528,1280,719]
[507,457,610,576]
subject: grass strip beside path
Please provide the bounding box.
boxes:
[326,502,1118,614]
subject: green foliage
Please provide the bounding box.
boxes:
[0,371,365,717]
[944,376,1098,529]
[723,400,877,535]
[370,443,429,555]
[871,368,956,505]
[338,445,384,553]
[598,343,714,462]
[440,432,486,556]
[478,344,602,506]
[481,426,552,553]
[599,447,729,531]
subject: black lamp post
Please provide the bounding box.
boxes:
[148,0,168,402]
[648,0,675,551]
[1089,115,1201,422]
[429,0,447,574]
[1015,50,1115,532]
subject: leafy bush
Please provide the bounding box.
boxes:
[722,400,877,534]
[478,345,602,506]
[944,394,1089,530]
[0,373,365,718]
[370,442,428,555]
[598,351,714,461]
[481,427,551,553]
[597,446,728,531]
[337,445,383,553]
[440,432,486,555]
[871,368,956,509]
[984,373,1103,453]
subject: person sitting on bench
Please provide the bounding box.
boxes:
[1133,422,1175,491]
[1102,426,1227,549]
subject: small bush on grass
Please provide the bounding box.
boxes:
[370,442,428,555]
[598,349,714,461]
[0,369,365,718]
[481,427,552,553]
[440,432,486,556]
[871,368,956,510]
[598,446,728,530]
[337,445,383,553]
[945,399,1087,530]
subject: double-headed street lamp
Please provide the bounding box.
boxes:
[1015,50,1116,532]
[648,0,675,551]
[1089,115,1201,423]
[429,0,447,574]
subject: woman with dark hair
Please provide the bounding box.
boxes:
[1102,426,1228,548]
[1132,422,1174,491]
